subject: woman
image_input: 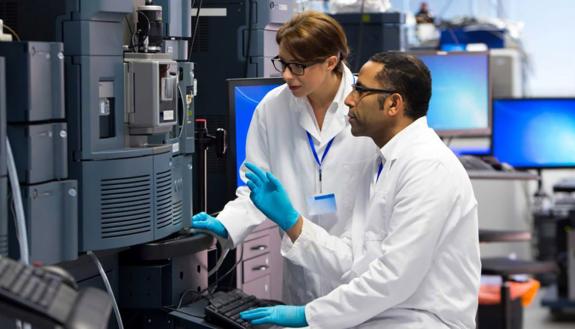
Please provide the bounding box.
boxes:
[192,11,378,304]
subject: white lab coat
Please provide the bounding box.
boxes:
[282,117,481,328]
[217,66,380,304]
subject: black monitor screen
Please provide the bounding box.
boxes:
[227,78,284,190]
[492,98,575,169]
[412,51,490,136]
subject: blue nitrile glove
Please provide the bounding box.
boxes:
[244,162,299,231]
[240,305,308,327]
[190,212,228,238]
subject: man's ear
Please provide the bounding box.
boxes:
[386,93,403,117]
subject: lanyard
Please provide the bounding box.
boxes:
[376,161,384,182]
[306,132,335,193]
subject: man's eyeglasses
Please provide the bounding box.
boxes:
[351,83,398,97]
[271,56,323,76]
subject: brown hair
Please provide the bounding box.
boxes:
[276,11,349,75]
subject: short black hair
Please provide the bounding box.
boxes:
[369,52,432,120]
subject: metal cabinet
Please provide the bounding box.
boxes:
[236,220,282,301]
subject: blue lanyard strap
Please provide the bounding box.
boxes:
[306,132,335,168]
[306,132,335,192]
[376,161,384,181]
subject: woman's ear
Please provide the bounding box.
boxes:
[326,55,339,72]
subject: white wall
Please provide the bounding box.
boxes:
[507,0,575,96]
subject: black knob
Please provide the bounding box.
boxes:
[215,128,227,158]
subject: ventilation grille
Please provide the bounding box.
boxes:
[156,170,173,230]
[0,234,7,256]
[173,200,183,226]
[191,19,209,52]
[100,175,152,239]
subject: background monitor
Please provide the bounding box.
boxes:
[411,51,491,136]
[492,98,575,169]
[227,78,284,196]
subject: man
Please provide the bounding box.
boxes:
[415,2,435,24]
[239,52,481,328]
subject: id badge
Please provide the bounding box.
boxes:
[307,193,337,216]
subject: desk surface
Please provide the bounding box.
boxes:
[468,171,540,180]
[481,257,557,276]
[541,285,575,309]
[479,229,531,243]
[169,299,221,329]
[123,232,214,261]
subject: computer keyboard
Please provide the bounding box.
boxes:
[458,155,495,171]
[205,289,276,329]
[0,256,112,329]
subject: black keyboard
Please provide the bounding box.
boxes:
[0,256,112,329]
[458,155,495,171]
[205,290,275,329]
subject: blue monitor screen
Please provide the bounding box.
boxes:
[414,52,490,135]
[233,83,282,187]
[492,99,575,169]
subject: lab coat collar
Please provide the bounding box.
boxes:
[380,116,430,163]
[293,65,354,146]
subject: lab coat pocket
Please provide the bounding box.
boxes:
[364,230,386,247]
[370,185,392,232]
[353,231,385,275]
[341,160,373,208]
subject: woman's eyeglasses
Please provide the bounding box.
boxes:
[271,56,324,76]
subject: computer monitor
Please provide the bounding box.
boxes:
[410,51,491,136]
[226,78,284,195]
[492,98,575,169]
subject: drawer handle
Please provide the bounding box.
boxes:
[250,245,268,251]
[251,265,269,272]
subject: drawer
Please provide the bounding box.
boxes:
[242,275,271,300]
[243,234,271,260]
[242,253,271,283]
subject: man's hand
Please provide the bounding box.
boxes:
[240,305,308,327]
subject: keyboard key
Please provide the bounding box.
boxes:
[219,299,245,314]
[40,286,57,308]
[225,299,257,317]
[20,277,38,299]
[31,281,47,304]
[12,268,33,295]
[0,259,9,275]
[0,264,22,289]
